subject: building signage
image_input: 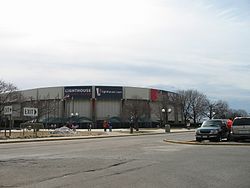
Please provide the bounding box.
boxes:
[64,86,92,99]
[23,107,38,117]
[95,86,123,99]
[4,106,12,115]
[151,89,160,102]
[151,89,176,102]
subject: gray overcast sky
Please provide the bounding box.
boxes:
[0,0,250,112]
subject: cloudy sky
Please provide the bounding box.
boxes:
[0,0,249,112]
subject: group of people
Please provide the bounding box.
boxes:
[103,120,112,132]
[62,121,111,132]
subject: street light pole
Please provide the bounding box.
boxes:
[70,112,79,129]
[161,108,166,127]
[162,108,172,132]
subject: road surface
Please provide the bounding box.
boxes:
[0,132,249,188]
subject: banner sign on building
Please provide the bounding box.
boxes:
[64,86,92,99]
[151,89,160,102]
[151,89,176,102]
[95,86,123,100]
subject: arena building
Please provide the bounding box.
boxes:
[7,86,183,128]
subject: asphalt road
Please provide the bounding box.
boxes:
[0,132,250,188]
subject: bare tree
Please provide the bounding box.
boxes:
[0,80,18,115]
[176,89,208,124]
[23,94,60,125]
[205,100,229,119]
[189,90,208,123]
[122,97,150,131]
[168,92,183,123]
[175,90,192,124]
[0,80,19,136]
[226,109,248,118]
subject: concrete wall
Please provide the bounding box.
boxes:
[65,99,91,118]
[21,89,38,100]
[96,101,121,120]
[150,102,161,122]
[21,87,64,100]
[38,87,64,100]
[124,87,149,100]
[11,103,22,118]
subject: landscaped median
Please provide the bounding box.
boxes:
[0,128,194,144]
[164,139,250,146]
[0,129,104,139]
[0,128,166,144]
[0,130,108,144]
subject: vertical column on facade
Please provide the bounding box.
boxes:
[65,99,70,119]
[120,99,125,127]
[120,99,124,117]
[91,98,96,128]
[59,99,65,119]
[147,100,151,127]
[71,97,73,114]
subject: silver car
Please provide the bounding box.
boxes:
[231,117,250,141]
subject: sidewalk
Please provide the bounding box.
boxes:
[0,128,194,144]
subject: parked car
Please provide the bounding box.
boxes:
[195,119,229,142]
[230,117,250,141]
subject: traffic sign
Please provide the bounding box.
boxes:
[23,107,38,117]
[4,106,12,115]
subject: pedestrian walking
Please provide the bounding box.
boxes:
[88,123,92,131]
[103,120,108,132]
[186,119,191,130]
[108,121,112,132]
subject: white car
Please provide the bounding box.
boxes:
[231,117,250,141]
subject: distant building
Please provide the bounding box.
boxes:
[3,86,183,128]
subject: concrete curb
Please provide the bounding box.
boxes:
[164,139,250,146]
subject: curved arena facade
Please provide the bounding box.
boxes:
[12,86,183,128]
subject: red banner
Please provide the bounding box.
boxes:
[151,89,159,102]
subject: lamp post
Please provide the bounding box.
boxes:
[161,108,166,127]
[208,111,216,119]
[162,108,172,126]
[167,108,172,114]
[162,108,172,133]
[130,115,134,134]
[212,112,215,119]
[71,112,75,117]
[70,112,79,129]
[70,112,79,119]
